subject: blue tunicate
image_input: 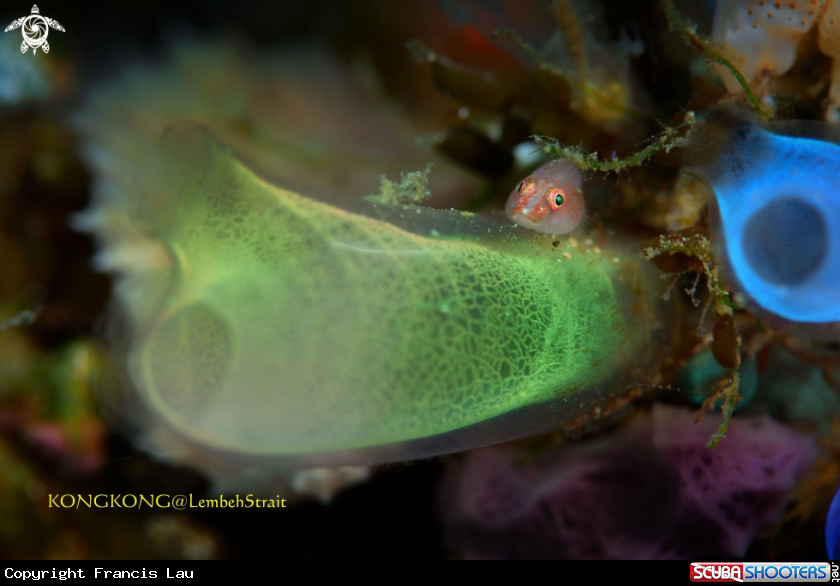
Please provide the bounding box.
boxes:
[827,484,840,560]
[685,113,840,339]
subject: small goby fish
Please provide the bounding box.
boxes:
[506,161,585,234]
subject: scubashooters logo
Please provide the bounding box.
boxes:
[4,5,65,54]
[691,562,836,582]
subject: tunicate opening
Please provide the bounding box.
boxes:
[742,198,828,287]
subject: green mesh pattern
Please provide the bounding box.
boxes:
[129,124,662,455]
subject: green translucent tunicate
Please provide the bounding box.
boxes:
[93,123,675,467]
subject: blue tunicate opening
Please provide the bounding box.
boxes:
[742,198,827,287]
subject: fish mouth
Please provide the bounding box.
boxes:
[510,211,540,229]
[508,194,546,229]
[510,201,533,216]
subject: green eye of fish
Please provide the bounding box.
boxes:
[554,193,564,206]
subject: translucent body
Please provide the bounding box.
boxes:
[685,115,840,337]
[505,161,585,234]
[80,123,674,467]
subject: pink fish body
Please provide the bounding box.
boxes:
[505,161,585,234]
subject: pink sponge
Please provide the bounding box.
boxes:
[439,404,818,559]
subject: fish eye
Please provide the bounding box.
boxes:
[555,193,564,206]
[517,182,524,193]
[549,190,564,207]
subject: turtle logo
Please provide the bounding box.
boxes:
[4,5,65,55]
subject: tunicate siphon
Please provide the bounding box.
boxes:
[683,111,840,339]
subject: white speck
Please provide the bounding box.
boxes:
[563,252,571,259]
[512,141,545,168]
[458,106,470,119]
[612,256,621,263]
[585,238,594,245]
[440,303,451,313]
[430,229,439,236]
[593,247,601,254]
